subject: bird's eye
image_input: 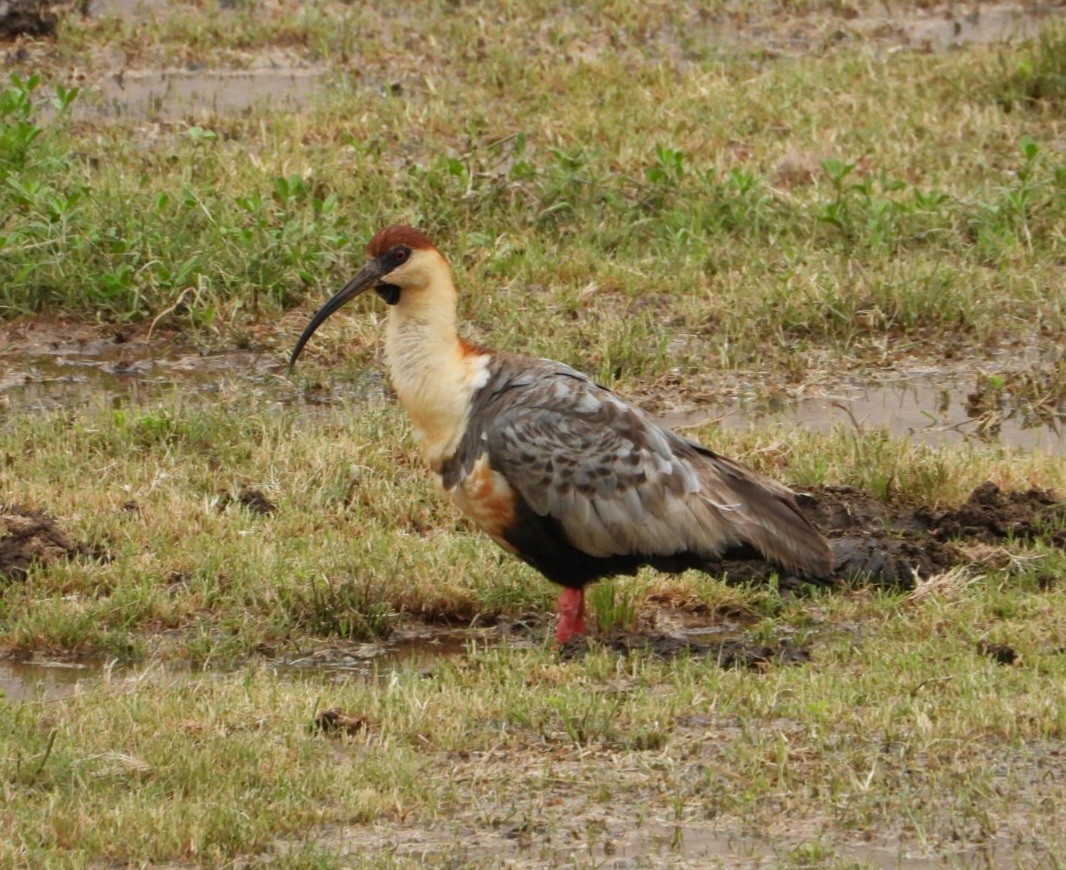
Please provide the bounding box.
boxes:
[393,247,409,264]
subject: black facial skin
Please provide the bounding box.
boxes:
[288,244,414,372]
[375,246,409,304]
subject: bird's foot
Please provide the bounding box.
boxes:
[554,587,585,644]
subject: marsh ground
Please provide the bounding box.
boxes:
[1,1,1065,867]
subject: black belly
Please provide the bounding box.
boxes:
[499,496,713,589]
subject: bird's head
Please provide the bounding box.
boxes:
[288,225,446,372]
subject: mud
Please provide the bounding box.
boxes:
[312,707,372,737]
[0,503,105,582]
[926,481,1066,546]
[219,488,277,516]
[562,630,811,668]
[0,0,66,39]
[977,640,1020,665]
[696,482,1066,591]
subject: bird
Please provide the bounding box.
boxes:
[289,225,834,643]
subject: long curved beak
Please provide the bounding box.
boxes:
[288,259,386,373]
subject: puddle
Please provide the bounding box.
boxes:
[0,324,393,413]
[0,346,284,413]
[3,338,1064,454]
[0,658,111,703]
[0,627,509,704]
[87,68,327,120]
[661,373,1065,456]
[275,627,510,682]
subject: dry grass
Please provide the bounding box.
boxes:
[1,1,1065,866]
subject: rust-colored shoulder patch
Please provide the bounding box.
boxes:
[367,225,435,256]
[458,337,490,358]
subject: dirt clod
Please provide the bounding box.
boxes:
[313,708,372,737]
[0,504,97,581]
[977,640,1020,665]
[925,482,1065,545]
[219,488,277,516]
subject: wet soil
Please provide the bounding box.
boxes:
[218,487,277,516]
[557,481,1063,659]
[0,503,105,582]
[0,0,68,39]
[312,707,372,737]
[699,482,1066,590]
[3,319,1062,454]
[90,68,327,121]
[561,630,812,667]
[4,0,1063,127]
[306,740,1042,870]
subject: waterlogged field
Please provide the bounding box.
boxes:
[1,1,1065,867]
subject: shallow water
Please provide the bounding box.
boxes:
[0,658,109,703]
[0,628,495,704]
[661,373,1065,456]
[274,627,511,682]
[4,335,1060,454]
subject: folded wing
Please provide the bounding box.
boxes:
[466,356,832,579]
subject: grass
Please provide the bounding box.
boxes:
[1,580,1064,865]
[2,6,1064,382]
[1,394,1062,660]
[1,0,1065,865]
[1,396,1064,864]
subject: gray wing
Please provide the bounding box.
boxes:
[471,356,831,576]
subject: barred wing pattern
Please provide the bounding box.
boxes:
[444,354,832,583]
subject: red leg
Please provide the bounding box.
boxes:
[554,587,585,643]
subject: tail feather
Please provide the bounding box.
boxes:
[695,455,833,580]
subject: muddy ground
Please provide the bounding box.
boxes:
[2,318,1063,460]
[723,481,1065,589]
[4,482,1062,663]
[0,503,104,582]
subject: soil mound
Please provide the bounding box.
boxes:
[0,0,71,38]
[707,482,1063,589]
[0,504,101,581]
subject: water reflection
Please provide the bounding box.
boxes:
[1,338,1062,454]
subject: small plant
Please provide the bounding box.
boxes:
[970,136,1062,259]
[547,690,623,747]
[589,579,642,634]
[645,144,685,185]
[992,22,1066,109]
[277,573,394,641]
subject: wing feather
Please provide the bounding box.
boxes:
[450,354,832,577]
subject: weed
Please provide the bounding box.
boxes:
[991,22,1066,109]
[276,573,395,641]
[589,577,643,634]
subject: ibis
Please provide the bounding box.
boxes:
[289,226,833,643]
